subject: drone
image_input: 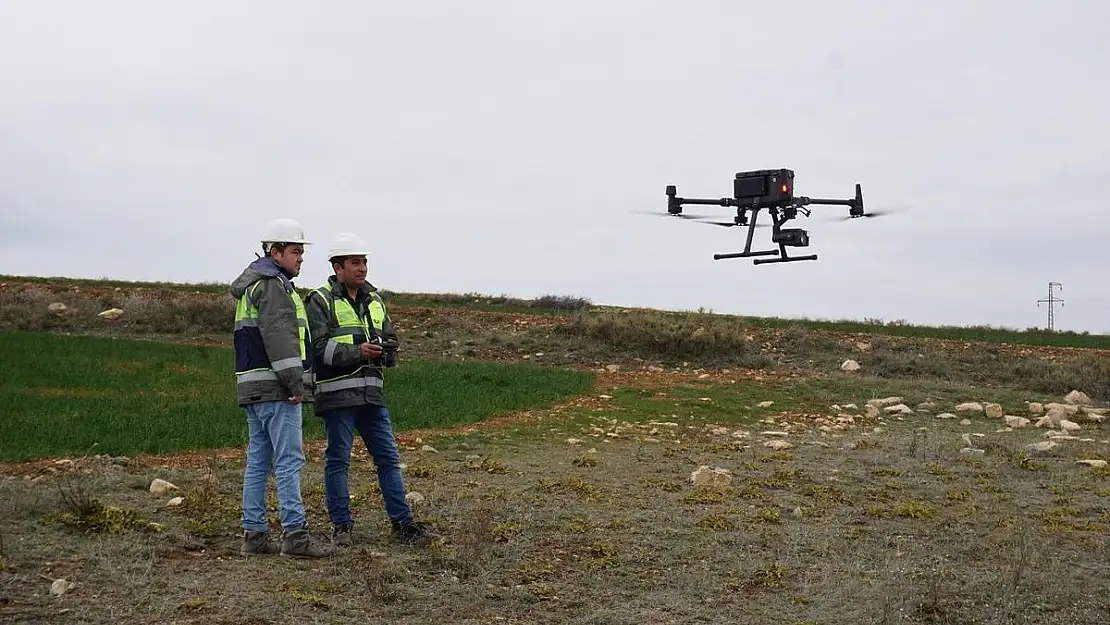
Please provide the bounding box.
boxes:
[661,168,891,265]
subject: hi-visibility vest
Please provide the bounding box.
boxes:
[233,280,313,389]
[312,286,388,394]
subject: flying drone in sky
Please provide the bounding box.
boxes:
[650,169,898,265]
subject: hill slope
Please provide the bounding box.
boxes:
[2,274,1108,400]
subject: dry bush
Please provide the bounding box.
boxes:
[861,337,1110,400]
[558,309,775,368]
[531,294,592,311]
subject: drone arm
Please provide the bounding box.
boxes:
[797,197,853,207]
[673,197,734,207]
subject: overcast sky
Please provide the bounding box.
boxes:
[2,1,1108,333]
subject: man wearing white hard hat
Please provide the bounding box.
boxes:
[230,217,334,559]
[305,232,438,547]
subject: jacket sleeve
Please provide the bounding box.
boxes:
[305,290,364,369]
[380,300,399,345]
[380,299,400,367]
[251,278,305,397]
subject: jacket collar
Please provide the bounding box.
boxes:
[327,274,375,300]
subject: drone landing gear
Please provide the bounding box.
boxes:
[712,207,818,265]
[713,249,818,265]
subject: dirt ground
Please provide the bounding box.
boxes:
[3,372,1110,624]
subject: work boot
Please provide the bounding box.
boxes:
[280,527,336,559]
[240,529,280,556]
[332,523,353,547]
[390,520,440,547]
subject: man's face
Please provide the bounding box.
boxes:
[335,255,368,287]
[271,244,305,277]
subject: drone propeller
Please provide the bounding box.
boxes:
[689,218,770,229]
[630,209,717,221]
[830,206,908,221]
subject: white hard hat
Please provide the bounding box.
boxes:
[261,218,311,251]
[327,232,371,260]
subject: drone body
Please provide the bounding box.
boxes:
[665,169,871,265]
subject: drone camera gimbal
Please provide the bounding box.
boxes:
[665,169,864,265]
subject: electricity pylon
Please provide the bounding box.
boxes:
[1036,282,1064,331]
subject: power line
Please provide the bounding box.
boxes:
[1036,281,1064,331]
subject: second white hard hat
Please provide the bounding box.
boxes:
[327,232,371,260]
[261,218,311,251]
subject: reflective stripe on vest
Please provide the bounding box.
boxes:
[312,286,387,393]
[233,280,311,387]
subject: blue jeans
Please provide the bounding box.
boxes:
[322,404,412,527]
[241,400,307,533]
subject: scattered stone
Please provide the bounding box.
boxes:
[166,496,184,507]
[884,404,914,415]
[934,412,957,420]
[406,491,425,505]
[1059,420,1081,432]
[690,466,732,488]
[763,440,794,451]
[1027,402,1044,414]
[840,359,860,372]
[1076,459,1108,469]
[97,307,124,320]
[867,397,903,408]
[1003,415,1030,429]
[149,478,178,496]
[605,364,620,373]
[955,402,983,413]
[421,444,438,453]
[1025,441,1059,455]
[50,578,76,596]
[916,401,937,411]
[1065,390,1091,406]
[48,302,68,315]
[984,403,1004,419]
[1045,402,1079,416]
[757,401,774,408]
[960,419,972,426]
[960,447,985,456]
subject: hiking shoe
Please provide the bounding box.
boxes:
[390,520,440,547]
[240,530,280,556]
[332,523,353,547]
[280,528,336,559]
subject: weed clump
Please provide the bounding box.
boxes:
[37,474,160,535]
[557,309,775,368]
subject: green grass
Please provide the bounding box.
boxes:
[0,330,596,462]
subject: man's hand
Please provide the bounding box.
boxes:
[360,342,384,360]
[287,394,304,404]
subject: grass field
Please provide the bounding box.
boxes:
[0,331,596,463]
